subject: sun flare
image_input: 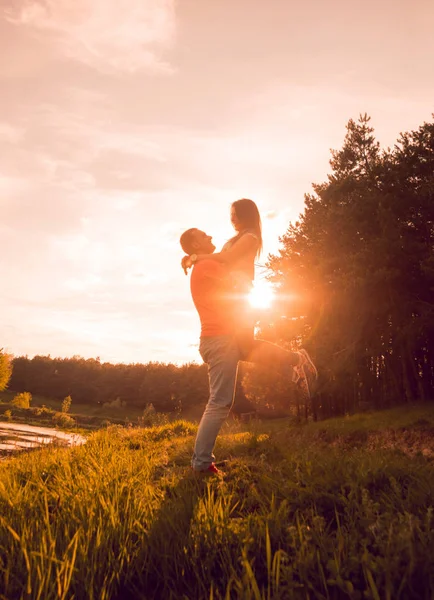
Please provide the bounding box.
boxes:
[248,280,274,309]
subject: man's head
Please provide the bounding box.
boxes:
[180,228,216,255]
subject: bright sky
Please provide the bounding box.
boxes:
[1,0,433,365]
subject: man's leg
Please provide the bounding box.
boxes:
[191,336,240,471]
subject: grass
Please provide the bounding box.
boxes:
[0,406,433,599]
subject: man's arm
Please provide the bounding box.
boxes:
[182,234,258,273]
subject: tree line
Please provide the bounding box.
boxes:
[251,113,434,418]
[4,355,210,413]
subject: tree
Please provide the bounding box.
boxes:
[0,349,12,392]
[11,392,32,409]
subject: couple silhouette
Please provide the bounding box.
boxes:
[180,199,317,475]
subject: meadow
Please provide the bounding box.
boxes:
[0,405,433,599]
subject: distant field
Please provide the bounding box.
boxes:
[0,389,208,431]
[0,404,433,599]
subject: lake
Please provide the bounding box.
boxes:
[0,422,86,457]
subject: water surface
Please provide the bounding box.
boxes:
[0,422,86,456]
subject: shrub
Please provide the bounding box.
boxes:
[102,397,126,410]
[32,406,53,417]
[52,412,75,428]
[11,392,32,409]
[3,409,12,421]
[61,395,72,414]
[138,404,169,427]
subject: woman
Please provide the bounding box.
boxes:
[182,199,317,398]
[182,199,260,283]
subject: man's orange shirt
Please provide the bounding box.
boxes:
[190,260,235,337]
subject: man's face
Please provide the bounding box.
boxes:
[192,230,215,254]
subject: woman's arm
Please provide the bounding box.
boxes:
[181,233,258,274]
[198,234,258,264]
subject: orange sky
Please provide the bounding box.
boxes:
[1,0,433,365]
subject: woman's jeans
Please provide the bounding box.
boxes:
[191,335,241,471]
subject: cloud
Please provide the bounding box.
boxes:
[4,0,176,73]
[0,123,25,143]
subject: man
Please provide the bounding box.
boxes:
[180,228,241,475]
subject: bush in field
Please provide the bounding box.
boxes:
[0,350,13,392]
[61,395,72,414]
[52,412,75,428]
[138,403,169,427]
[32,406,53,417]
[11,392,32,409]
[103,397,126,410]
[3,409,12,421]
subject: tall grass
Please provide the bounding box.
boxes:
[1,409,433,599]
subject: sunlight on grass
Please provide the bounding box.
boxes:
[0,408,433,598]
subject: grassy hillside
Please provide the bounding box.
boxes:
[1,405,434,599]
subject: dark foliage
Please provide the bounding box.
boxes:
[9,355,210,413]
[266,114,434,417]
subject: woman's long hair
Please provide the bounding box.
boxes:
[229,198,263,257]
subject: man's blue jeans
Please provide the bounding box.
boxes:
[191,335,241,471]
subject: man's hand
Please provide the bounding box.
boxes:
[181,255,193,275]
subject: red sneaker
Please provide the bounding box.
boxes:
[193,463,222,476]
[206,463,221,475]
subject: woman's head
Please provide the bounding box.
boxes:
[231,198,263,255]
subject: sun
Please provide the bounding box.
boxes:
[248,280,275,309]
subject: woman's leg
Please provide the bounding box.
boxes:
[235,326,299,369]
[246,338,300,371]
[236,328,318,397]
